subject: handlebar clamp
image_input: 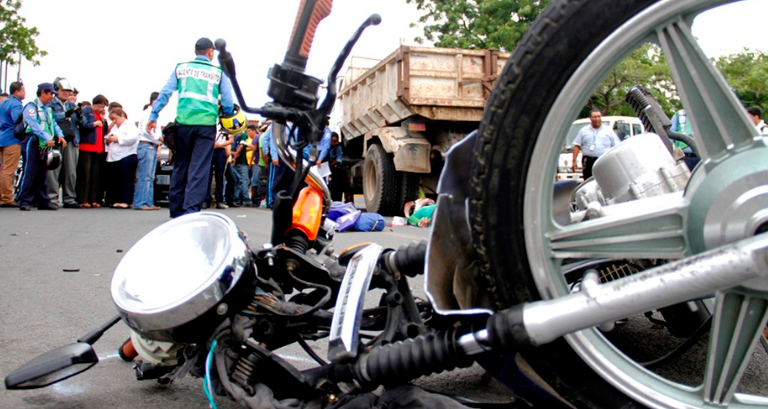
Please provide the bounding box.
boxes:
[267,63,323,111]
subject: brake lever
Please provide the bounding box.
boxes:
[215,39,262,115]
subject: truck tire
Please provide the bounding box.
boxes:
[363,144,398,215]
[397,172,421,215]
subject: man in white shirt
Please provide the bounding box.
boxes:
[747,106,768,134]
[133,92,163,210]
[571,109,620,180]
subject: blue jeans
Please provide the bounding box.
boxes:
[233,163,250,203]
[133,143,158,208]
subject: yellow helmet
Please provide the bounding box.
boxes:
[220,104,247,135]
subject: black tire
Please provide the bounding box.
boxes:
[396,172,421,215]
[470,0,660,407]
[363,144,398,215]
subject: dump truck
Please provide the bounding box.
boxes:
[336,45,510,215]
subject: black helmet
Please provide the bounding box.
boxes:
[40,147,62,170]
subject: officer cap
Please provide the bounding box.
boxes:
[195,37,214,51]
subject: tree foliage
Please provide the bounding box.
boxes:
[715,48,768,112]
[585,44,680,117]
[0,0,46,87]
[405,0,550,52]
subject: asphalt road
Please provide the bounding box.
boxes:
[0,205,516,408]
[3,205,768,408]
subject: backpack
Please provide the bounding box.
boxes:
[13,103,36,141]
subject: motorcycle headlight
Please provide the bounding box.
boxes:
[111,213,256,343]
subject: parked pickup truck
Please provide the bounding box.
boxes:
[335,45,510,215]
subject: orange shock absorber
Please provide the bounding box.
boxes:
[290,186,324,242]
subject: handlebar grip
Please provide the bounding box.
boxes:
[285,0,333,70]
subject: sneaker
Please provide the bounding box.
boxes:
[216,203,229,209]
[19,204,30,211]
[227,201,241,208]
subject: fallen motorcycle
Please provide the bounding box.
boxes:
[7,0,768,408]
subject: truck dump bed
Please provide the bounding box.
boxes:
[338,46,510,139]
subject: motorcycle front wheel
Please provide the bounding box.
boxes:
[471,0,768,407]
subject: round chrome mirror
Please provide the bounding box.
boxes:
[111,213,255,342]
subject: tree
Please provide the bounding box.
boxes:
[585,44,680,117]
[715,48,768,112]
[406,0,550,52]
[0,0,46,91]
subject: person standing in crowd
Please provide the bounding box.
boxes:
[0,82,25,207]
[46,78,82,209]
[209,127,234,209]
[105,108,138,209]
[670,108,699,170]
[76,94,108,208]
[266,122,293,207]
[747,106,768,134]
[328,132,350,202]
[146,37,235,218]
[133,92,163,211]
[247,124,269,207]
[571,109,619,180]
[18,83,65,211]
[231,130,251,206]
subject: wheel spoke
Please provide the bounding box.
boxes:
[655,16,758,162]
[550,195,686,259]
[703,290,768,405]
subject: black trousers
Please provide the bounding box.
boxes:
[169,125,215,218]
[582,155,598,180]
[18,135,50,207]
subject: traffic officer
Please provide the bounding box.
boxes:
[18,83,65,211]
[146,37,235,218]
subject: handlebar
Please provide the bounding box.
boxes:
[285,0,334,71]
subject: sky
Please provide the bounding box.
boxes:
[10,0,768,128]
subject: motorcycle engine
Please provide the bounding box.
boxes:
[574,133,690,211]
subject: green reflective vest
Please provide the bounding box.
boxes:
[175,60,222,126]
[25,100,56,147]
[673,109,692,151]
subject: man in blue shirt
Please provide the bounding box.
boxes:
[0,81,25,207]
[145,37,235,218]
[18,83,65,211]
[571,109,620,180]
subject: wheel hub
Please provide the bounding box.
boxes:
[686,141,768,267]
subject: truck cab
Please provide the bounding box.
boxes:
[557,116,645,182]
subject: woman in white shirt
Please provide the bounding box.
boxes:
[105,108,138,208]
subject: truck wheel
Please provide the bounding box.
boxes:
[363,144,398,215]
[397,172,421,215]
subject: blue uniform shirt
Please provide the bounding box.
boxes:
[267,123,295,160]
[0,95,23,147]
[24,98,63,143]
[150,55,235,123]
